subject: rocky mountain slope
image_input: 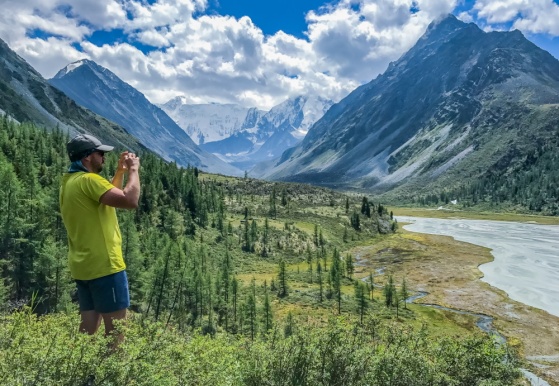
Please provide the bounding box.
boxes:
[256,14,559,209]
[0,38,143,151]
[50,60,241,175]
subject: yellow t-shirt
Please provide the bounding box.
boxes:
[59,172,125,280]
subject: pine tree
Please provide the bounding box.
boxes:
[354,281,367,324]
[368,272,375,301]
[284,311,295,338]
[262,280,273,334]
[231,277,239,328]
[317,260,323,303]
[330,248,342,314]
[345,253,354,279]
[384,275,395,308]
[281,188,288,206]
[269,187,277,219]
[277,259,288,298]
[400,277,409,310]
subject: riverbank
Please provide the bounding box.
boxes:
[391,207,559,225]
[351,227,559,385]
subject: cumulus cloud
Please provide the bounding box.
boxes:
[0,0,557,110]
[471,0,559,35]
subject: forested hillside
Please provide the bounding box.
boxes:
[382,103,559,214]
[0,113,395,322]
[0,116,523,385]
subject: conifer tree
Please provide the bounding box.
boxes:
[368,272,375,301]
[281,188,288,206]
[354,281,368,324]
[231,277,239,327]
[345,253,354,279]
[384,275,395,308]
[400,277,409,310]
[269,187,277,219]
[330,248,342,314]
[277,259,288,298]
[262,280,273,333]
[317,260,323,303]
[284,311,295,338]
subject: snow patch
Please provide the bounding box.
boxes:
[55,60,87,78]
[65,60,85,74]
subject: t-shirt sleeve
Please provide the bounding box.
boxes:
[79,173,115,202]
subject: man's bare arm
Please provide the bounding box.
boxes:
[101,153,140,209]
[111,151,129,188]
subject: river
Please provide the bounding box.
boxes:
[397,216,559,318]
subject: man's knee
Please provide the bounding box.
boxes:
[80,310,102,334]
[102,308,127,332]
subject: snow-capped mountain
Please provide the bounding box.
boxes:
[163,95,333,171]
[0,38,144,151]
[49,60,242,176]
[160,98,266,145]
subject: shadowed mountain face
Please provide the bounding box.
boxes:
[0,38,144,151]
[259,14,559,194]
[50,60,242,175]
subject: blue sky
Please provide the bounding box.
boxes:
[207,0,328,38]
[1,0,558,110]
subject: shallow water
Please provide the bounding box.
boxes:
[397,216,559,317]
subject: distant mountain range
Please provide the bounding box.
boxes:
[255,14,559,206]
[160,97,265,145]
[3,13,559,213]
[49,60,241,175]
[161,95,333,171]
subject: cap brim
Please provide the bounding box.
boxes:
[96,145,114,152]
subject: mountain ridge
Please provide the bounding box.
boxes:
[50,59,242,176]
[0,39,145,151]
[256,14,559,207]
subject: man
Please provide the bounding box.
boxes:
[59,134,140,341]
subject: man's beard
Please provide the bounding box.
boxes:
[95,163,103,173]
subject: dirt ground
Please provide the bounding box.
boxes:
[352,228,559,386]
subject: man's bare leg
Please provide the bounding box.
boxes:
[80,310,102,334]
[102,308,127,347]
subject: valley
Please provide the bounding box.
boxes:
[1,7,559,385]
[356,219,559,385]
[0,116,554,385]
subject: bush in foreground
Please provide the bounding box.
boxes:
[0,310,522,385]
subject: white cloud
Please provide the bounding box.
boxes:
[306,0,456,81]
[472,0,559,35]
[0,0,557,111]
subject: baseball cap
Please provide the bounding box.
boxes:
[67,134,114,161]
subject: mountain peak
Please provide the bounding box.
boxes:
[53,59,97,79]
[426,13,463,32]
[418,13,476,45]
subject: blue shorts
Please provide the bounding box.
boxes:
[75,271,130,313]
